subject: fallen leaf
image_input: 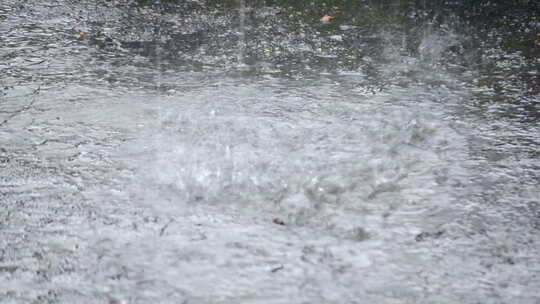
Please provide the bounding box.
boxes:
[320,15,335,23]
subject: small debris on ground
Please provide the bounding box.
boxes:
[159,219,174,236]
[415,230,445,242]
[271,265,284,273]
[108,298,128,304]
[272,217,285,225]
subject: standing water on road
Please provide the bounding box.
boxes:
[1,0,539,303]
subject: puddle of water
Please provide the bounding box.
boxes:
[0,0,539,303]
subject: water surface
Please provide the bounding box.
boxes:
[1,0,539,303]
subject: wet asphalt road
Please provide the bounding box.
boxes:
[1,1,539,303]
